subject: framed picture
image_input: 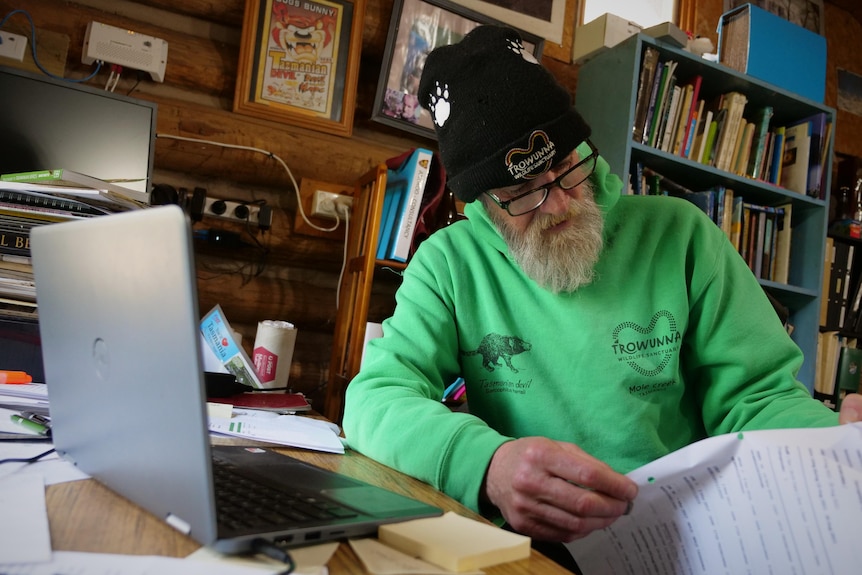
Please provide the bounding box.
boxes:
[722,0,824,35]
[233,0,365,137]
[372,0,544,140]
[449,0,567,45]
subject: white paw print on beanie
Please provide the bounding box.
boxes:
[429,81,451,127]
[506,38,538,64]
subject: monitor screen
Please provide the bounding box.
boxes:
[0,65,157,196]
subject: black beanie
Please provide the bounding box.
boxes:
[418,25,591,203]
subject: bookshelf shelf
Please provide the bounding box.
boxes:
[575,33,835,392]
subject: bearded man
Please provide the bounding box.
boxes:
[342,25,861,571]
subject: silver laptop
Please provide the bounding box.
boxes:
[30,204,440,554]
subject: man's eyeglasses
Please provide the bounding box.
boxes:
[486,140,599,217]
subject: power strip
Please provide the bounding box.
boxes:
[202,197,261,225]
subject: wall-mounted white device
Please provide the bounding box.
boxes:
[82,21,168,82]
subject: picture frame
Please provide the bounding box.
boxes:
[371,0,544,140]
[449,0,567,45]
[233,0,365,138]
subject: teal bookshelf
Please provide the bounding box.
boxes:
[575,33,835,392]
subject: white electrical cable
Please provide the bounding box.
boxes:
[154,133,342,233]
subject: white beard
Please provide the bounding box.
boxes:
[486,183,604,293]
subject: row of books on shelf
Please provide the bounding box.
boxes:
[634,46,831,199]
[815,332,862,411]
[0,168,145,307]
[375,148,433,263]
[631,165,792,284]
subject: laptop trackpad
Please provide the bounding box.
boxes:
[322,486,431,516]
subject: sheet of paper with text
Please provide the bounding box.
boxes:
[567,423,862,574]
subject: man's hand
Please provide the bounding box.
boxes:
[839,392,862,424]
[483,437,638,543]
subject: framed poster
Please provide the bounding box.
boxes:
[372,0,543,140]
[233,0,365,137]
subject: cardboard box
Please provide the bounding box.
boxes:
[573,13,643,64]
[717,3,826,102]
[642,21,688,48]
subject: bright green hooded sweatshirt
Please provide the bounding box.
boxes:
[342,147,837,515]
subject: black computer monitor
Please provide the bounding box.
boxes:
[0,65,158,381]
[0,65,157,196]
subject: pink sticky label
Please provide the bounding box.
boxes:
[252,347,278,382]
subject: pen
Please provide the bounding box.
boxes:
[0,371,33,384]
[10,414,50,436]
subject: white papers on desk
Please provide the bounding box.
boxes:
[0,551,287,574]
[0,474,51,564]
[209,409,344,454]
[566,423,862,574]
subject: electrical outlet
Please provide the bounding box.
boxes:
[203,197,262,225]
[311,190,353,219]
[0,32,27,62]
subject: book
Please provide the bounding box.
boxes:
[200,304,264,388]
[207,392,311,413]
[772,203,792,284]
[677,76,701,156]
[633,46,660,144]
[671,82,694,155]
[387,148,433,263]
[693,108,713,164]
[0,169,148,206]
[702,114,720,166]
[0,227,31,258]
[779,119,811,195]
[683,100,702,159]
[0,186,110,218]
[768,126,786,185]
[746,106,774,180]
[377,511,531,572]
[660,85,682,152]
[642,60,666,145]
[730,195,744,251]
[729,120,750,176]
[647,60,677,148]
[715,92,748,172]
[375,178,403,260]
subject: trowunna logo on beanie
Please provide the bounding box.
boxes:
[505,130,557,181]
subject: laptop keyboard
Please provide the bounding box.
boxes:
[212,460,359,533]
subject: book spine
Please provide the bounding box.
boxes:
[633,46,659,144]
[0,228,30,257]
[390,150,433,262]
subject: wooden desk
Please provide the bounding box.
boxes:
[45,443,574,574]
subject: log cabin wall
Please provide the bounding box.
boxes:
[1,0,859,413]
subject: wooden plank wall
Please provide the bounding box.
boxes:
[1,0,859,412]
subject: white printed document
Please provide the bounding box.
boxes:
[567,423,862,574]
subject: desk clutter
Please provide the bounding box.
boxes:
[0,376,532,574]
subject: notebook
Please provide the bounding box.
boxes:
[29,204,441,554]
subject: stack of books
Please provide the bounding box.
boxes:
[0,169,146,315]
